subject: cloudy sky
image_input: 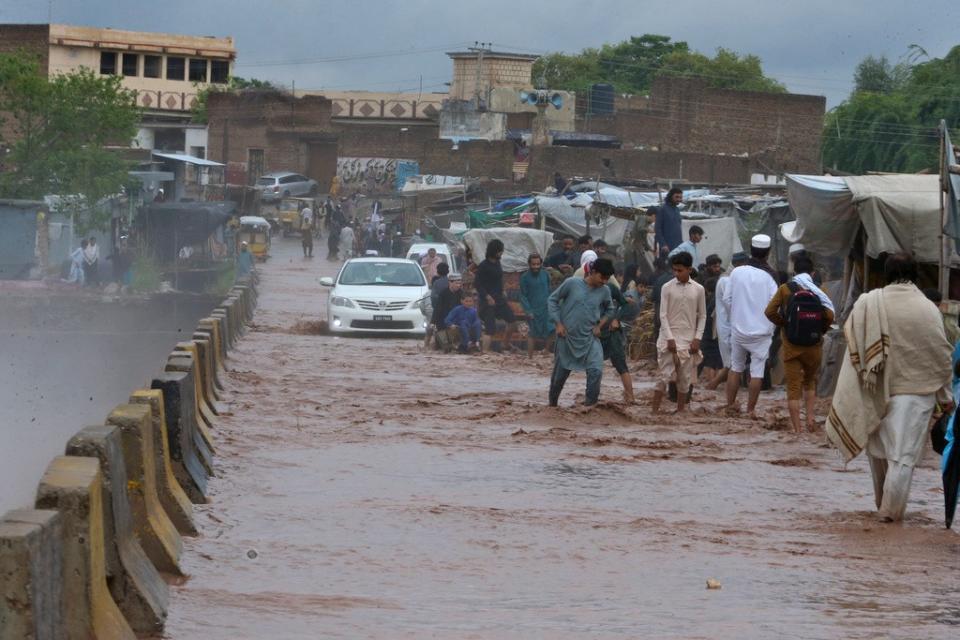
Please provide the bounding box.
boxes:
[5,0,958,106]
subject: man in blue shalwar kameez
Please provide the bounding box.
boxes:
[520,253,554,357]
[547,257,615,407]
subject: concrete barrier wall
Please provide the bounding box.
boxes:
[0,278,258,639]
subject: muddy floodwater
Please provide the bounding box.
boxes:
[0,291,217,515]
[165,238,960,639]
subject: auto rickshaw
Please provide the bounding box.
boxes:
[238,216,272,261]
[275,196,321,237]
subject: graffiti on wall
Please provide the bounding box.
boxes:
[336,157,417,191]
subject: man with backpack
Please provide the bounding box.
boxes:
[764,255,835,432]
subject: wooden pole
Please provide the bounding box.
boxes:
[940,123,950,299]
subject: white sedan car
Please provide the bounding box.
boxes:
[320,257,430,335]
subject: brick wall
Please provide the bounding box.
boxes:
[205,90,755,191]
[577,77,825,174]
[0,25,51,147]
[0,24,50,72]
[526,146,751,188]
[420,139,515,179]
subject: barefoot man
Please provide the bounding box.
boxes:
[653,251,706,413]
[724,234,778,416]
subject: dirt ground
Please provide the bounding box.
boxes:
[163,237,960,640]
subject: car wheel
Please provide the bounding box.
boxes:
[283,190,290,198]
[309,184,318,196]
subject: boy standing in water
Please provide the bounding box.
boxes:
[653,251,706,413]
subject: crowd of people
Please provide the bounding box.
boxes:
[314,185,956,524]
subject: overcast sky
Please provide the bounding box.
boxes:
[5,0,958,106]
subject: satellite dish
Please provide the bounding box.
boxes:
[550,93,563,109]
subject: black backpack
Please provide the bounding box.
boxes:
[784,282,826,346]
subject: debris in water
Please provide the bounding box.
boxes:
[246,549,259,560]
[706,578,722,590]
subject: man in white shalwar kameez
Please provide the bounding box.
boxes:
[828,253,953,522]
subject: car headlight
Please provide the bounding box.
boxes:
[330,296,355,308]
[409,295,429,310]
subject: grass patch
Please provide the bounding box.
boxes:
[205,262,236,296]
[130,248,162,292]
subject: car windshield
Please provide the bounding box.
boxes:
[339,262,425,286]
[256,177,274,186]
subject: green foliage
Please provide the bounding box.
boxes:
[192,76,282,124]
[852,55,910,95]
[0,52,140,230]
[206,261,236,295]
[658,48,786,93]
[531,34,784,95]
[130,246,163,292]
[823,45,960,174]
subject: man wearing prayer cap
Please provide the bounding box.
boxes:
[722,234,778,416]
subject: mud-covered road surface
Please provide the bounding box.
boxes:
[165,238,960,639]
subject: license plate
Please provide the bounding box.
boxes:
[373,315,392,321]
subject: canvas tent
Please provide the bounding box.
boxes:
[785,174,947,264]
[678,216,744,267]
[462,227,553,273]
[535,186,711,246]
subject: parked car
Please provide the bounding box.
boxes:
[256,172,319,202]
[406,242,463,276]
[320,257,430,335]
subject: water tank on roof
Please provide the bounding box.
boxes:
[590,83,615,116]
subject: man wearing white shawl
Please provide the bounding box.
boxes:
[827,253,953,522]
[765,255,835,432]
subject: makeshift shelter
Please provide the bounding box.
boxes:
[141,202,235,263]
[678,216,744,267]
[786,174,945,264]
[461,228,553,273]
[786,173,950,397]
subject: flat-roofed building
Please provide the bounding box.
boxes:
[0,23,236,156]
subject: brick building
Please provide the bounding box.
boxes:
[577,76,825,175]
[0,23,235,155]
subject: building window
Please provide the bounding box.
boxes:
[99,51,117,75]
[188,58,208,83]
[122,53,138,77]
[210,59,230,84]
[143,55,162,78]
[167,56,185,80]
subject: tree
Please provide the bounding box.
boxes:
[658,48,786,93]
[0,52,140,230]
[192,76,282,124]
[852,55,910,95]
[822,45,960,174]
[531,34,784,95]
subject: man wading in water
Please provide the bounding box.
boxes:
[547,256,614,407]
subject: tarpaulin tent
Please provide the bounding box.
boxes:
[536,186,711,246]
[679,216,744,267]
[786,174,944,263]
[462,228,553,273]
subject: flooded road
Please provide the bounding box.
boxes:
[166,237,960,639]
[0,291,217,514]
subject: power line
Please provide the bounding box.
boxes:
[234,42,472,68]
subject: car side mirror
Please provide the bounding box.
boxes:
[319,276,334,287]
